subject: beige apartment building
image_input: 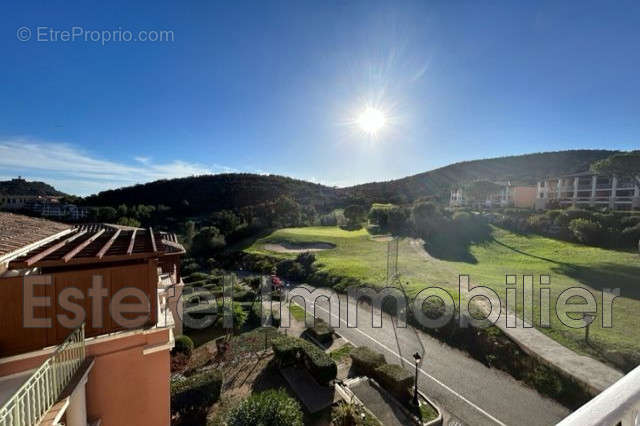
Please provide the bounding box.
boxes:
[535,172,640,210]
[0,213,185,426]
[450,182,537,209]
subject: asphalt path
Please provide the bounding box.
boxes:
[286,284,570,426]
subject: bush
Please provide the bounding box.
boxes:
[350,346,386,377]
[307,318,334,344]
[188,272,210,282]
[373,363,414,400]
[276,259,306,281]
[173,335,195,357]
[300,340,337,384]
[272,336,302,367]
[271,336,337,384]
[234,289,257,302]
[170,369,222,414]
[569,218,603,245]
[295,252,316,273]
[621,223,640,247]
[527,214,552,232]
[225,389,303,426]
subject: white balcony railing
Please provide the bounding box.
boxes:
[0,324,86,426]
[557,365,640,426]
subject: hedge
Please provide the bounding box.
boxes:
[272,336,301,367]
[373,363,414,401]
[172,335,194,357]
[307,318,334,344]
[170,369,222,414]
[300,340,338,385]
[350,346,386,377]
[271,336,337,384]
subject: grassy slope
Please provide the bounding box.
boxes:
[246,226,640,361]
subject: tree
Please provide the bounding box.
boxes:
[191,226,226,256]
[116,217,141,228]
[116,204,128,218]
[344,205,366,227]
[97,206,117,222]
[210,210,241,236]
[591,152,640,186]
[183,220,196,247]
[411,201,443,239]
[463,181,503,204]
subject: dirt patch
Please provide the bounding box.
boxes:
[263,241,336,253]
[369,235,393,242]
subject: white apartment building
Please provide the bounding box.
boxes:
[535,172,640,210]
[450,182,537,209]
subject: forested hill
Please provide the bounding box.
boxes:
[0,178,65,196]
[84,173,346,212]
[84,150,618,210]
[346,150,618,204]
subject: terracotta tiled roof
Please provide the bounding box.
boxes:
[0,212,72,258]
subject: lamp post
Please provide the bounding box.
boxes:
[412,352,422,407]
[583,313,595,344]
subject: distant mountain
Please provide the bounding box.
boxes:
[84,150,618,210]
[84,173,347,212]
[0,177,65,197]
[346,150,618,204]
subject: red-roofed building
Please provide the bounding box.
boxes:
[0,213,185,426]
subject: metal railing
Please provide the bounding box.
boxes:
[558,365,640,426]
[0,324,86,426]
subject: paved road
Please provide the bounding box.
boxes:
[286,284,570,426]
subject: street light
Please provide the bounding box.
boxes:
[583,313,595,344]
[412,352,422,407]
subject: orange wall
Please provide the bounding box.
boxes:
[0,328,172,426]
[85,329,171,426]
[513,186,537,208]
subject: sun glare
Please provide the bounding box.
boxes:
[357,107,386,135]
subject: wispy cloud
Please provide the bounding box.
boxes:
[0,138,229,196]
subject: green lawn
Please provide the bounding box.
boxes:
[246,225,640,366]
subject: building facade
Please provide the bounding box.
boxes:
[0,213,185,426]
[535,172,640,210]
[0,196,89,221]
[450,183,537,209]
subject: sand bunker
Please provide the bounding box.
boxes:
[263,241,336,253]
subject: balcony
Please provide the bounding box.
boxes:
[558,365,640,426]
[0,324,86,426]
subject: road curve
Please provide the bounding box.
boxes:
[286,284,570,426]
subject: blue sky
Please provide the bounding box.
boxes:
[1,0,639,195]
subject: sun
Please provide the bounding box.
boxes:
[357,107,386,135]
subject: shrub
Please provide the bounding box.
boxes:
[173,335,194,357]
[225,389,303,426]
[350,346,386,377]
[295,252,316,273]
[307,318,334,344]
[170,369,222,414]
[569,218,602,245]
[621,223,640,247]
[271,336,337,384]
[250,301,278,326]
[300,340,337,384]
[188,272,210,282]
[527,214,552,232]
[276,259,306,281]
[373,363,414,400]
[234,289,257,302]
[272,336,302,367]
